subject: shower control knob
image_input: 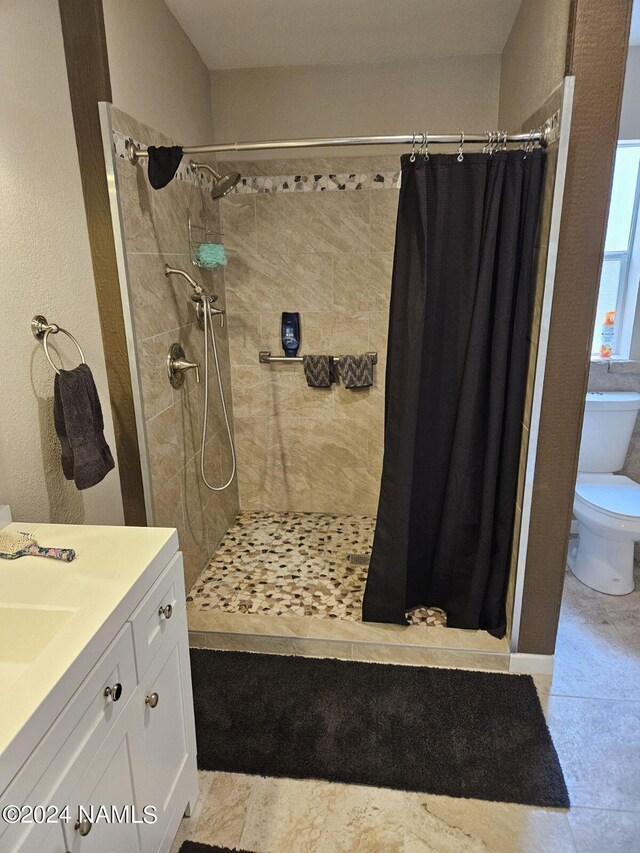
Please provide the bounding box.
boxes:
[167,343,200,389]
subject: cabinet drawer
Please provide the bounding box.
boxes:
[129,552,185,679]
[0,625,136,851]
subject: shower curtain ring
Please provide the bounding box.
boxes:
[419,131,426,158]
[523,129,535,158]
[410,133,417,162]
[457,131,464,162]
[424,131,430,161]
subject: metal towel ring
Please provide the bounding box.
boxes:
[31,315,86,375]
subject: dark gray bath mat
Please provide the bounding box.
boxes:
[190,649,569,808]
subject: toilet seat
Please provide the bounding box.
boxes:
[575,474,640,520]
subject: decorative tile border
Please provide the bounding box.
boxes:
[112,129,401,193]
[234,172,401,193]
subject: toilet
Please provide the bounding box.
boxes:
[572,391,640,594]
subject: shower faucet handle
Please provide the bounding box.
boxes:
[181,360,201,382]
[195,300,225,329]
[167,343,200,389]
[209,304,225,328]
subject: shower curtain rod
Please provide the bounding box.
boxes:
[127,130,546,161]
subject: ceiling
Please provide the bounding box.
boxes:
[165,0,523,71]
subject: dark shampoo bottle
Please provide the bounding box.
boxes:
[281,312,301,357]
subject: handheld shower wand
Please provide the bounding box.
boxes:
[164,265,236,491]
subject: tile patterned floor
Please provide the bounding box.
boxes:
[187,511,447,627]
[174,563,640,853]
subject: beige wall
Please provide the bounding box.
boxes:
[498,0,572,129]
[210,56,501,157]
[0,0,123,525]
[103,0,213,143]
[110,108,239,592]
[620,46,640,139]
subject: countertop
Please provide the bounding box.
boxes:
[0,522,178,790]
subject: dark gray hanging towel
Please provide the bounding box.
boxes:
[54,364,115,490]
[338,354,374,388]
[363,149,546,637]
[302,354,335,387]
[147,145,183,189]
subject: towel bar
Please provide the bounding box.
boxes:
[259,351,377,365]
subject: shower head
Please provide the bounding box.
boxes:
[190,161,241,200]
[211,170,241,200]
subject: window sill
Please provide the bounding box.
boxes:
[589,357,640,374]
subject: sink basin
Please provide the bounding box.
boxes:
[0,604,77,686]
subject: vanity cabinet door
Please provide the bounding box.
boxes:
[8,819,68,852]
[33,822,68,852]
[0,625,137,853]
[135,608,198,853]
[63,701,145,853]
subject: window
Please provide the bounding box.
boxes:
[592,143,640,357]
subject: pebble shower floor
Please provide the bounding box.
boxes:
[187,511,447,627]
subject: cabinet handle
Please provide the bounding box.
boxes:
[145,692,159,708]
[74,817,92,836]
[103,682,123,702]
[158,603,173,620]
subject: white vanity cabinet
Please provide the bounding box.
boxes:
[0,529,198,853]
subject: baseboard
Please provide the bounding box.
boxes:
[509,653,555,674]
[0,505,12,528]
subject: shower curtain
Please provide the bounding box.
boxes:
[362,148,546,637]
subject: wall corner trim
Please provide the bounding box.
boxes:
[58,0,147,525]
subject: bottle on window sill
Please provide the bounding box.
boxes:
[599,311,616,358]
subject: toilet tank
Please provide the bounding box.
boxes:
[578,392,640,473]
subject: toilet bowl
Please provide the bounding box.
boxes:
[573,474,640,594]
[572,392,640,595]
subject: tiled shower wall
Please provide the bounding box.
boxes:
[110,107,239,592]
[219,156,400,514]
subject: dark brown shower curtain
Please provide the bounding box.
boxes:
[362,148,546,637]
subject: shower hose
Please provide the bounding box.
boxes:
[199,296,237,491]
